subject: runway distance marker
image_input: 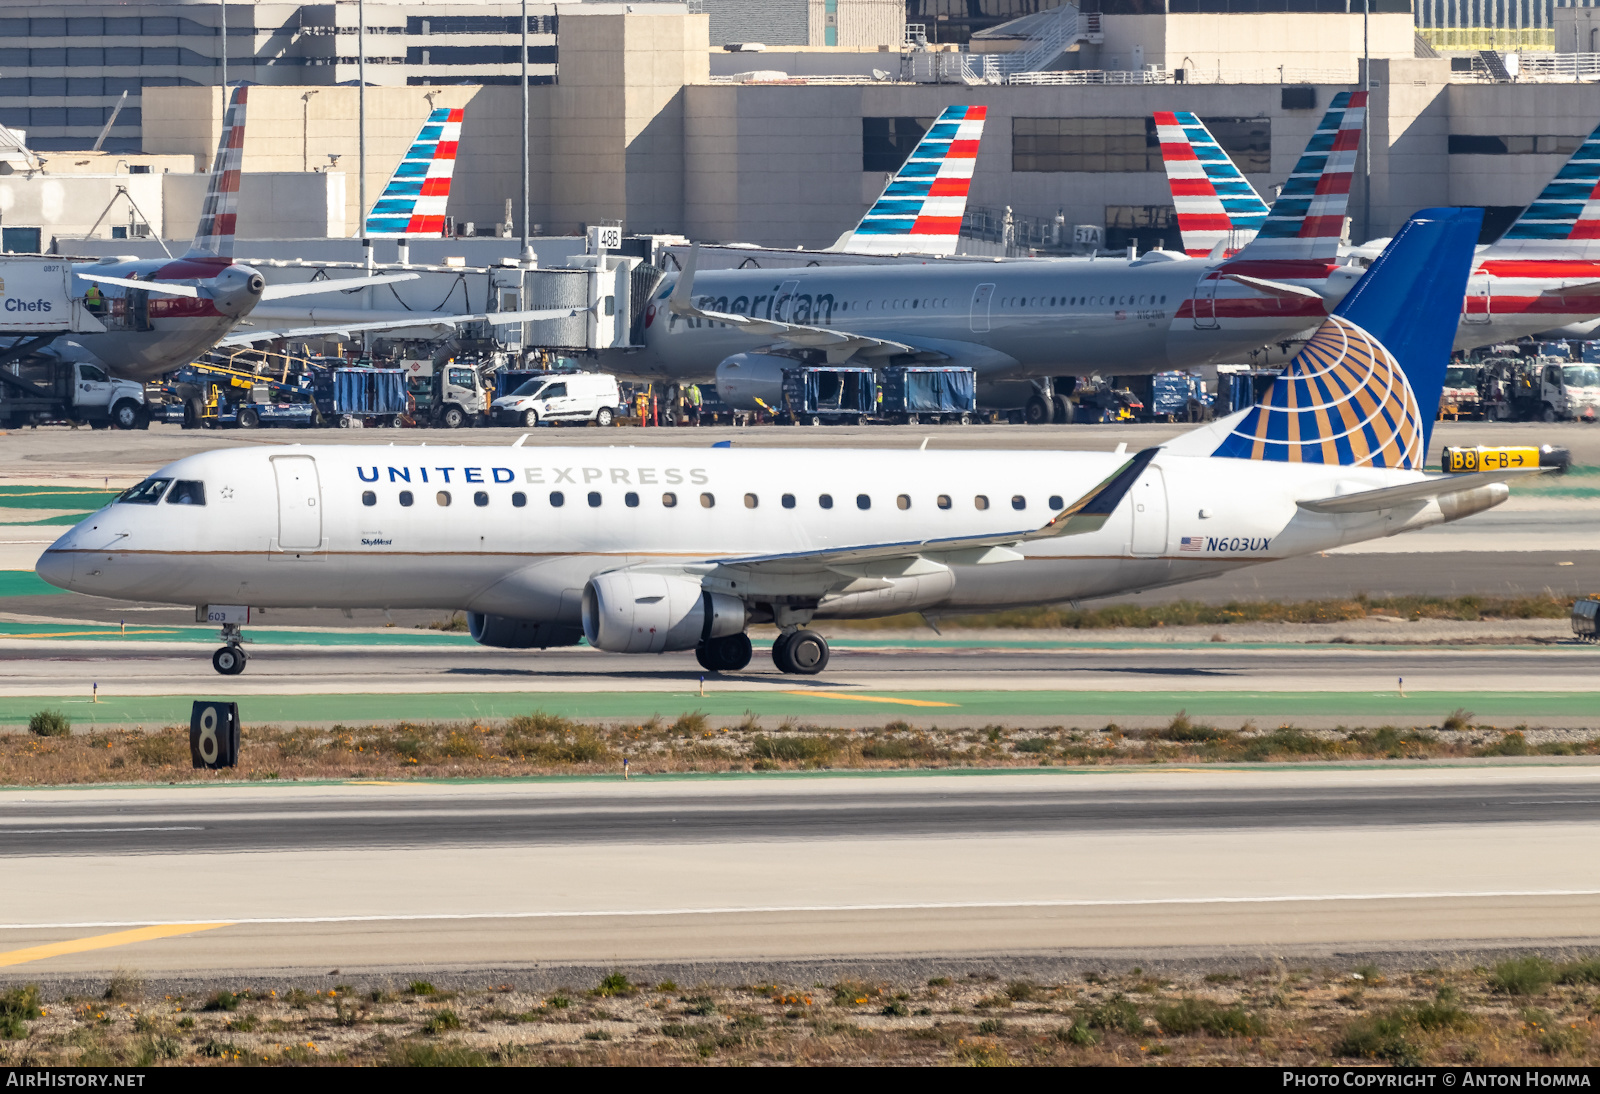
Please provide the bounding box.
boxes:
[781,691,958,708]
[0,922,232,967]
[8,890,1600,933]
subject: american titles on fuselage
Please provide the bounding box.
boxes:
[355,465,712,486]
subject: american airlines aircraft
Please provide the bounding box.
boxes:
[38,206,1535,678]
[56,91,571,379]
[1157,110,1600,349]
[603,94,1368,417]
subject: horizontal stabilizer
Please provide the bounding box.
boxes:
[1221,272,1324,302]
[77,273,200,298]
[1296,467,1543,513]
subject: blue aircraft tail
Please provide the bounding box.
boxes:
[1209,206,1482,469]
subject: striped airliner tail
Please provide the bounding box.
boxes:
[185,85,246,261]
[1153,112,1270,258]
[1486,120,1600,258]
[1227,91,1367,263]
[364,107,465,238]
[840,105,985,257]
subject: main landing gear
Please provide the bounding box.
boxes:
[771,629,829,675]
[696,632,753,672]
[211,622,248,676]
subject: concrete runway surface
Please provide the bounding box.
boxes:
[3,640,1597,698]
[3,765,1599,976]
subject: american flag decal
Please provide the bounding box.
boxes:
[1179,536,1204,552]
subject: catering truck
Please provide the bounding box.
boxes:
[0,258,148,428]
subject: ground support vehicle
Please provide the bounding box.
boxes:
[1438,364,1485,420]
[878,366,976,425]
[1574,596,1600,643]
[314,367,407,428]
[408,362,491,429]
[0,360,148,429]
[780,366,874,425]
[1150,371,1213,422]
[490,372,622,427]
[1481,356,1600,422]
[1214,368,1281,417]
[1071,378,1146,423]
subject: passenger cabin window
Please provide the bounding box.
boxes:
[744,493,758,509]
[512,492,527,508]
[399,490,414,507]
[437,491,451,506]
[625,492,639,508]
[662,492,677,508]
[937,494,951,510]
[974,495,989,510]
[781,494,796,509]
[700,492,715,508]
[897,494,911,510]
[361,491,376,507]
[1049,494,1063,509]
[1011,495,1026,510]
[166,480,205,506]
[588,491,602,507]
[857,494,871,510]
[819,494,833,509]
[550,491,564,507]
[120,478,170,505]
[474,491,489,507]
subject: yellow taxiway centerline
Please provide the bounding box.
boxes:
[783,691,957,708]
[0,923,233,967]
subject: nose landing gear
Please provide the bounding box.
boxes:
[211,622,249,675]
[771,629,829,675]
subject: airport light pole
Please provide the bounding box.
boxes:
[359,0,370,274]
[219,0,227,92]
[521,0,534,266]
[1363,0,1371,242]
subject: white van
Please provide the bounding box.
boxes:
[491,373,622,427]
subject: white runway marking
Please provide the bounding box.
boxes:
[3,826,204,834]
[5,887,1600,931]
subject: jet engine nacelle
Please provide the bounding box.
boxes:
[467,611,584,649]
[581,571,746,653]
[714,353,792,412]
[210,264,267,318]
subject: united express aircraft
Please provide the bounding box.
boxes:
[38,207,1538,678]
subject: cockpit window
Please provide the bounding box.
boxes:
[119,478,171,504]
[166,480,205,506]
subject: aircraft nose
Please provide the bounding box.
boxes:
[34,548,75,591]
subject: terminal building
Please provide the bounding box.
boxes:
[3,2,1600,257]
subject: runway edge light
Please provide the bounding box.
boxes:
[191,701,242,769]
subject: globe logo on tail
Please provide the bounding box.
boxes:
[1213,314,1425,469]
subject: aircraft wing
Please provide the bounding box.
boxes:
[1540,279,1600,298]
[257,274,421,301]
[668,244,923,364]
[687,450,1151,599]
[1296,467,1544,514]
[217,306,585,347]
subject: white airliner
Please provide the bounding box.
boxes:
[38,207,1531,677]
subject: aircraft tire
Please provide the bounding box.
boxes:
[783,630,829,675]
[770,631,795,672]
[1052,394,1075,424]
[212,646,247,676]
[698,633,752,672]
[1025,395,1051,425]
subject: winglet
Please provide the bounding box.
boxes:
[668,243,700,316]
[1029,448,1158,539]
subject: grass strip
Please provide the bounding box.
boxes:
[0,707,1590,785]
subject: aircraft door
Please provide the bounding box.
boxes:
[1128,466,1169,557]
[1192,273,1219,330]
[970,283,994,333]
[773,279,801,322]
[272,455,322,550]
[1463,276,1491,324]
